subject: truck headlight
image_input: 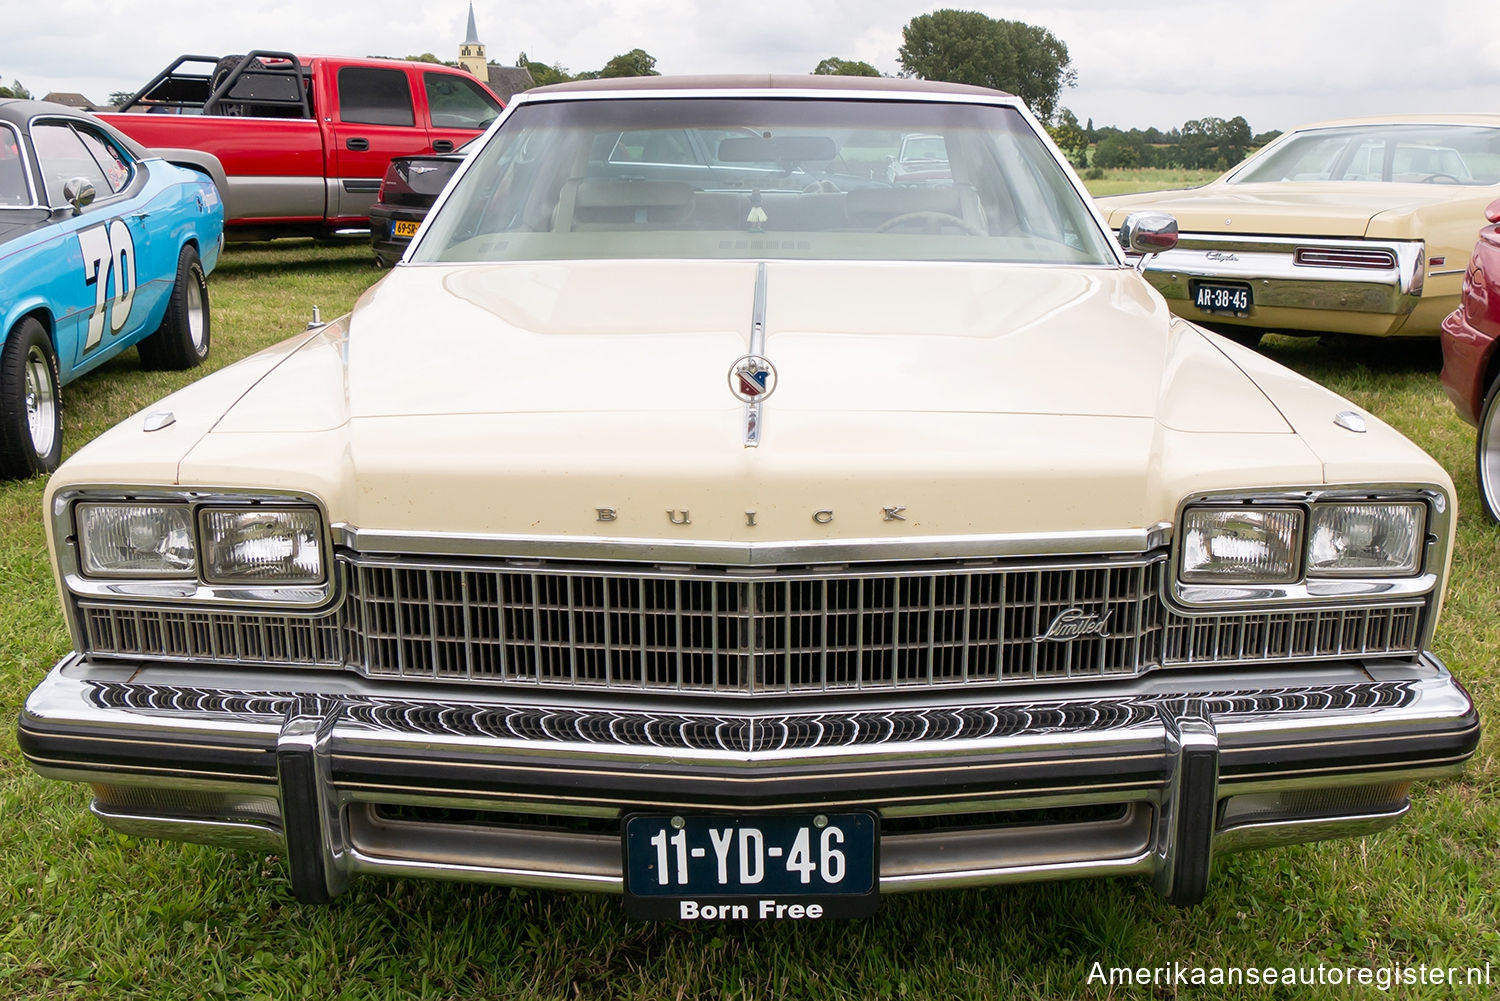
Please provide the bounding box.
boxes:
[1307,502,1424,576]
[200,507,323,584]
[1180,507,1301,583]
[76,503,196,578]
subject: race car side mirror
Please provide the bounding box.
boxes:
[63,177,96,215]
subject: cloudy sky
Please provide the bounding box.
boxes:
[3,1,1498,133]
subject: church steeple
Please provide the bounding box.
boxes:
[459,4,488,77]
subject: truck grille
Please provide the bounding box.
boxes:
[76,553,1427,695]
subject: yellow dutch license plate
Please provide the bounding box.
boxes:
[392,220,420,238]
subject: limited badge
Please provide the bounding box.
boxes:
[728,354,778,403]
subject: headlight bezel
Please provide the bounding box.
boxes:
[56,487,334,607]
[1170,486,1446,610]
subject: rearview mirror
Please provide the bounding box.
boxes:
[62,177,96,214]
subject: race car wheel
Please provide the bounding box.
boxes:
[138,244,211,371]
[1476,371,1500,522]
[0,317,63,480]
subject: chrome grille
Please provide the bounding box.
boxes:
[80,604,342,667]
[76,552,1430,694]
[343,557,1165,693]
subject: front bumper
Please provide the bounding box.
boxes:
[1139,233,1426,336]
[19,653,1478,907]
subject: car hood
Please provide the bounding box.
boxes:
[52,260,1448,545]
[1096,182,1477,237]
[219,260,1281,422]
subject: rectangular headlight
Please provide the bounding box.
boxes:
[76,503,196,578]
[1307,502,1424,576]
[200,507,324,584]
[1180,507,1301,583]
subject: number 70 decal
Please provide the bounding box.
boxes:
[77,220,136,352]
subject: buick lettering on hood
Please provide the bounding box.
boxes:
[19,76,1478,918]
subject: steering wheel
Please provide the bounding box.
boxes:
[1420,173,1461,184]
[874,211,985,236]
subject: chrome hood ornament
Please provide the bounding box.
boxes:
[729,354,777,403]
[735,263,773,447]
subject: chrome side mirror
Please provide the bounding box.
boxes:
[1119,211,1178,271]
[63,177,96,214]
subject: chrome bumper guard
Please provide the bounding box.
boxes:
[19,653,1477,907]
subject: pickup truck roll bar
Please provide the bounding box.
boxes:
[118,51,312,119]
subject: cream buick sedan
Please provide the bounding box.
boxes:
[1096,115,1500,346]
[19,77,1478,919]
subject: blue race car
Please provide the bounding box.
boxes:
[0,99,224,479]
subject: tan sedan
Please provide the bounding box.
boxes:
[1096,115,1500,345]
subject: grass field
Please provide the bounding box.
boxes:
[2,211,1499,999]
[1084,167,1218,197]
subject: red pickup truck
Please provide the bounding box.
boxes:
[100,51,503,239]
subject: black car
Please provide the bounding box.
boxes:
[369,140,472,266]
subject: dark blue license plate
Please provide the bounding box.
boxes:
[623,812,878,920]
[1191,279,1252,316]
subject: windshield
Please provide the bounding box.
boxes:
[1232,124,1500,185]
[411,97,1115,265]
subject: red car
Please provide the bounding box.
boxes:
[1440,196,1500,519]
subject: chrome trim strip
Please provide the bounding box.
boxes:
[743,262,768,447]
[331,523,1174,565]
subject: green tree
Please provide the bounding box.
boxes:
[522,60,573,87]
[1093,133,1144,169]
[599,48,660,78]
[0,79,32,99]
[812,57,881,77]
[108,90,137,108]
[1047,107,1090,167]
[897,10,1075,121]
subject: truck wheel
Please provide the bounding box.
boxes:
[1477,372,1500,522]
[139,245,211,371]
[0,318,63,480]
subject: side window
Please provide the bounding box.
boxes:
[424,72,501,129]
[74,126,133,193]
[30,121,111,205]
[337,67,415,127]
[0,126,31,205]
